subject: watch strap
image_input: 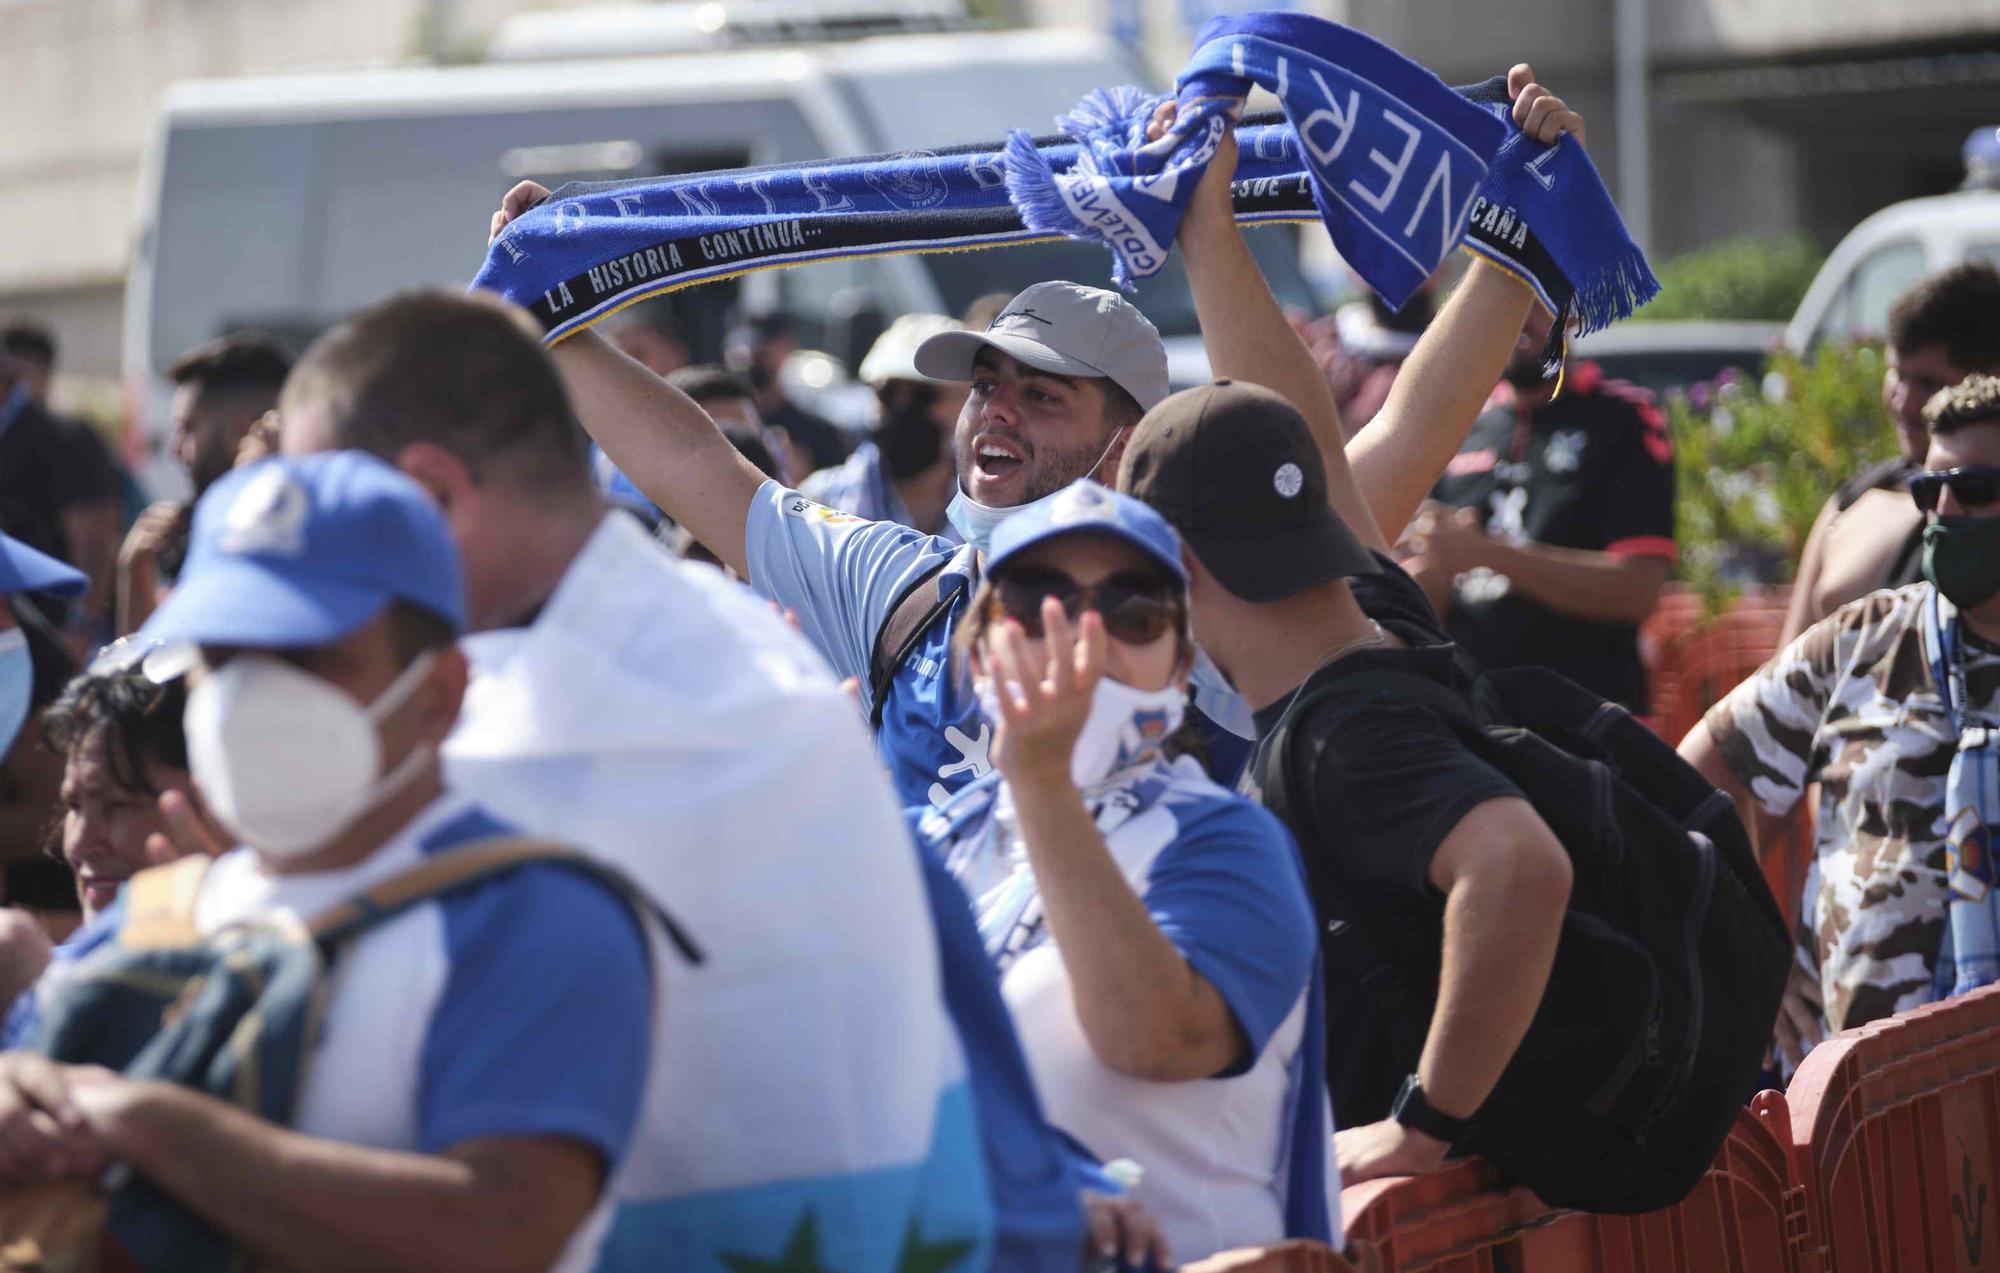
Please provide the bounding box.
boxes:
[1390,1074,1472,1144]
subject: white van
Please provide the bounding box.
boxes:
[1783,128,2000,353]
[123,18,1309,473]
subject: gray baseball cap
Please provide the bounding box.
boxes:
[914,280,1169,410]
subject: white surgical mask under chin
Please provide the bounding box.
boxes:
[185,651,438,861]
[977,674,1188,791]
[946,485,1061,555]
[945,425,1128,553]
[0,629,30,758]
[1190,645,1257,741]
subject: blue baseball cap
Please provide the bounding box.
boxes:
[139,451,465,651]
[987,480,1188,583]
[0,532,86,598]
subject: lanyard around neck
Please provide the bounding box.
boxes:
[1928,589,1981,734]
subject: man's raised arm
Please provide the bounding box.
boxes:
[1168,111,1386,554]
[488,182,768,579]
[1347,64,1584,542]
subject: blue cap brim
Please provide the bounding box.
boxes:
[0,535,87,599]
[988,521,1188,583]
[137,556,393,652]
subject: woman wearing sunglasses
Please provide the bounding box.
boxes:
[916,480,1332,1265]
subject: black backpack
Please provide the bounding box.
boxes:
[1259,661,1790,1213]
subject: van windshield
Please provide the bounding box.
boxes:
[806,51,1315,338]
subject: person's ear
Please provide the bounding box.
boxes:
[417,646,469,746]
[1095,426,1132,484]
[393,443,478,518]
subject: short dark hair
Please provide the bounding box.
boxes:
[1103,382,1145,433]
[667,364,755,407]
[41,672,189,797]
[385,600,458,665]
[1888,264,2000,370]
[168,333,293,402]
[1926,374,2000,436]
[1,323,54,370]
[283,291,589,490]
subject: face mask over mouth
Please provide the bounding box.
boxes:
[1924,515,2000,611]
[976,674,1187,790]
[185,651,436,859]
[874,388,947,482]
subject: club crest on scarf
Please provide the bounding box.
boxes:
[1924,590,2000,997]
[1948,808,1995,905]
[864,152,952,211]
[1119,707,1174,770]
[473,10,1656,353]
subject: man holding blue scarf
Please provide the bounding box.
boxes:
[485,61,1586,814]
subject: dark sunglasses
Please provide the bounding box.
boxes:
[1909,465,2000,514]
[990,567,1183,644]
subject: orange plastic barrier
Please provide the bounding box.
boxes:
[1583,1101,1815,1273]
[1641,585,1791,747]
[1639,584,1810,929]
[1782,982,2000,1272]
[1342,1158,1575,1271]
[1182,1239,1367,1272]
[1338,1108,1802,1272]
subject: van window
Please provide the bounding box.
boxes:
[1841,240,1926,342]
[147,96,821,373]
[844,56,1145,151]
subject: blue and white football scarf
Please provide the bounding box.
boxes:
[1924,588,2000,998]
[473,10,1657,358]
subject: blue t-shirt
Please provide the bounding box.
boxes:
[746,480,987,808]
[1,908,119,1050]
[921,760,1333,1254]
[192,800,653,1178]
[800,441,965,544]
[745,481,1260,803]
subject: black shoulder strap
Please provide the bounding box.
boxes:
[1261,664,1472,817]
[869,557,965,731]
[1833,456,1912,512]
[309,836,702,966]
[1879,519,1928,592]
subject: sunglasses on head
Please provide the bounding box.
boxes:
[989,567,1183,644]
[1909,465,2000,514]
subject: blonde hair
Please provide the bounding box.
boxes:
[1925,373,2000,437]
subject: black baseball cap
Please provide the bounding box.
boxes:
[1118,380,1379,602]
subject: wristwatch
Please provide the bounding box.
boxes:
[1390,1074,1472,1145]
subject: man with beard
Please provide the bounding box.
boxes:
[801,313,968,541]
[116,334,292,634]
[488,63,1576,809]
[1406,303,1676,711]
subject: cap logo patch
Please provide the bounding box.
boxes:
[219,468,310,558]
[994,308,1053,329]
[1273,463,1305,499]
[1051,482,1120,527]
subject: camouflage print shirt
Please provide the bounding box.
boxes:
[1705,584,2000,1033]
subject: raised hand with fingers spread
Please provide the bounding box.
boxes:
[982,599,1106,789]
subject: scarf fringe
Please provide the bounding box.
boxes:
[1055,85,1158,147]
[1571,250,1663,336]
[1003,127,1081,242]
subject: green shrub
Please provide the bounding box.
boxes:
[1670,342,1894,611]
[1642,234,1824,322]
